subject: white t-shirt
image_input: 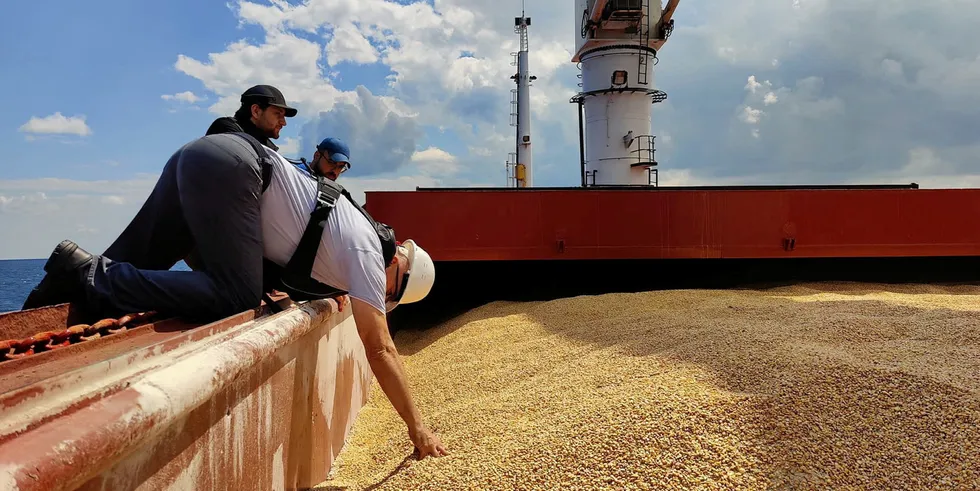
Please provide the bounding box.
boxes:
[258,144,388,314]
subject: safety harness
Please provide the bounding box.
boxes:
[232,132,398,310]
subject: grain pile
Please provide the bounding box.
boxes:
[317,282,980,490]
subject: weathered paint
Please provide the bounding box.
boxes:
[0,298,373,491]
[0,313,165,396]
[0,305,69,340]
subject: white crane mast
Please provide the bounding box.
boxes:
[571,0,678,187]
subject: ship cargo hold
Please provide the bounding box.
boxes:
[371,0,980,325]
[2,0,980,489]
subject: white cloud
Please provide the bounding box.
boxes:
[0,176,159,259]
[161,91,203,103]
[744,75,767,94]
[169,0,581,187]
[728,73,846,142]
[411,147,459,175]
[0,177,158,194]
[0,192,52,215]
[341,175,442,205]
[656,168,750,187]
[173,29,354,117]
[298,85,423,176]
[277,137,301,157]
[902,147,948,175]
[738,106,763,124]
[18,112,92,136]
[325,22,379,65]
[859,145,980,189]
[342,172,494,205]
[162,91,206,113]
[467,146,493,157]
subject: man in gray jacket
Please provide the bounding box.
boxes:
[22,85,299,321]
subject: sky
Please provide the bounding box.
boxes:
[2,0,980,259]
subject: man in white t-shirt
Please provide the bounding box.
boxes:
[257,135,448,459]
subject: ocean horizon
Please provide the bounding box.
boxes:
[0,258,190,314]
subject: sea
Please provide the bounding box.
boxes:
[0,258,190,314]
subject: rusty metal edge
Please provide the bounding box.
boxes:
[0,309,268,440]
[0,293,295,432]
[0,293,294,371]
[0,298,344,491]
[0,319,173,397]
[0,304,69,340]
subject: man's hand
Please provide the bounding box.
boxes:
[350,298,449,459]
[336,294,350,312]
[410,425,448,459]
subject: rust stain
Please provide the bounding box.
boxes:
[330,355,357,461]
[0,293,293,396]
[0,309,272,452]
[0,305,69,340]
[0,296,372,491]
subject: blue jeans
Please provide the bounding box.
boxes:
[86,133,265,322]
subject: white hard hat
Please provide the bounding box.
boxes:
[385,239,435,312]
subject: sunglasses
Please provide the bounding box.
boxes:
[319,154,350,173]
[385,250,411,312]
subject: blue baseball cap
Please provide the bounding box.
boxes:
[316,137,350,164]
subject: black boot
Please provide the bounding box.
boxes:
[21,240,95,310]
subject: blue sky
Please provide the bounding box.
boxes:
[2,1,262,181]
[2,0,980,259]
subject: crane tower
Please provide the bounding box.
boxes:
[506,9,536,188]
[571,0,677,186]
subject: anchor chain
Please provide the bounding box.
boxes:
[0,311,158,362]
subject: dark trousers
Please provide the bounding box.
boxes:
[86,133,265,322]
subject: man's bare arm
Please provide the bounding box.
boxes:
[349,298,447,457]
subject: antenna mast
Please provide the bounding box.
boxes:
[506,2,535,188]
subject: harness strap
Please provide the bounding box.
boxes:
[277,177,350,300]
[229,141,397,303]
[231,132,274,193]
[341,186,397,265]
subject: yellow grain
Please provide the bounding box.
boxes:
[317,281,980,490]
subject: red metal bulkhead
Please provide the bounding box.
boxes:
[364,187,980,261]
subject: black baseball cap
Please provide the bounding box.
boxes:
[241,84,298,117]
